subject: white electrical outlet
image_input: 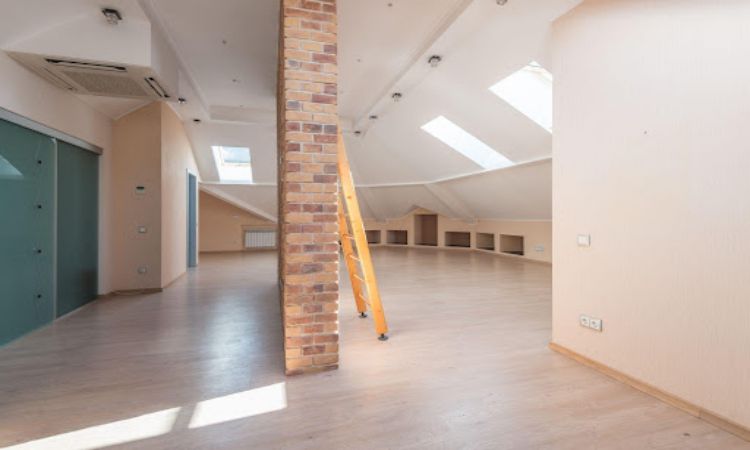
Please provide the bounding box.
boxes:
[580,314,603,332]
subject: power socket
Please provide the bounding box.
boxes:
[579,314,603,332]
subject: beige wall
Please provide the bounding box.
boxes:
[364,209,552,263]
[111,102,200,291]
[552,0,750,429]
[199,190,275,253]
[111,103,163,290]
[160,104,199,287]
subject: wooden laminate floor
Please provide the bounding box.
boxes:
[0,248,747,450]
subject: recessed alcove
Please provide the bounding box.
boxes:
[476,233,495,251]
[414,214,438,246]
[445,231,471,248]
[366,230,382,244]
[386,230,408,245]
[500,234,524,256]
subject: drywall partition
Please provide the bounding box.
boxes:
[199,190,274,252]
[111,102,201,291]
[160,104,200,287]
[111,103,162,291]
[551,0,750,431]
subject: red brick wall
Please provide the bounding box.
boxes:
[277,0,340,375]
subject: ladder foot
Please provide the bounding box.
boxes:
[378,334,389,341]
[359,312,368,318]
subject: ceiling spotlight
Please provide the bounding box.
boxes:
[428,55,442,68]
[391,92,403,102]
[102,8,122,25]
[178,97,187,105]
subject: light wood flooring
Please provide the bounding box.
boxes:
[0,248,747,449]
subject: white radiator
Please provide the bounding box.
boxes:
[244,230,277,249]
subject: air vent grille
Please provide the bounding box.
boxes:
[60,70,149,97]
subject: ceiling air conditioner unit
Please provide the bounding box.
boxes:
[6,52,171,100]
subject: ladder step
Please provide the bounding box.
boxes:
[347,254,361,263]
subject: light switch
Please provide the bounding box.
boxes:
[577,234,591,247]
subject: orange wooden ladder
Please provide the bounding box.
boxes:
[337,131,388,341]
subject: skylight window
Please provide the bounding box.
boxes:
[489,61,553,132]
[421,116,513,170]
[211,146,253,183]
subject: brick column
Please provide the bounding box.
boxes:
[277,0,340,375]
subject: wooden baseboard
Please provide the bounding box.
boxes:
[549,342,750,442]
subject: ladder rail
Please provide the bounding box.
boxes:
[337,130,389,339]
[338,196,367,316]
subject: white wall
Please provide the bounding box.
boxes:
[0,52,115,294]
[552,0,750,429]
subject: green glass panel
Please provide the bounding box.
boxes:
[0,119,55,345]
[56,141,98,317]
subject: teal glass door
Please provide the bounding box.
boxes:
[56,141,98,317]
[0,119,55,345]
